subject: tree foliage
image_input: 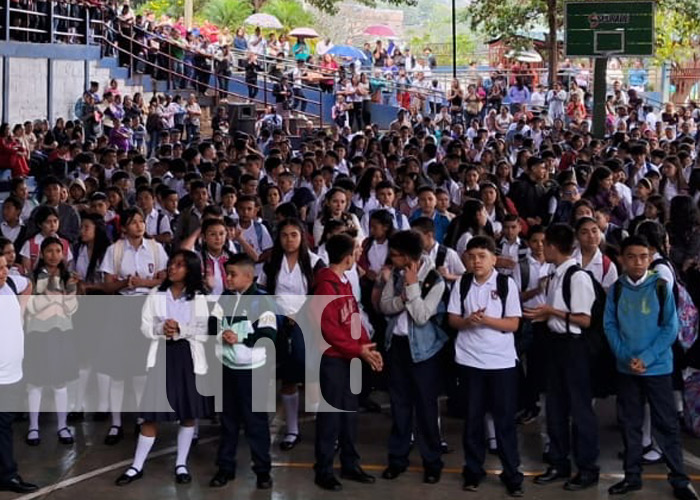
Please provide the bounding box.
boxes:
[201,0,253,30]
[465,0,700,64]
[261,0,314,31]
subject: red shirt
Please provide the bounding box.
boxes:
[312,267,371,360]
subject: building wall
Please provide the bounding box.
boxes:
[51,59,85,123]
[7,57,48,124]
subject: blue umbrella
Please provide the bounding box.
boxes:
[326,45,368,61]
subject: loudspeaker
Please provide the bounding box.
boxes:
[228,103,257,136]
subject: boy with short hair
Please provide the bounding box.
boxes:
[1,197,26,248]
[604,236,697,500]
[410,216,464,284]
[497,215,527,275]
[209,254,277,490]
[235,195,273,274]
[409,186,450,244]
[136,186,172,245]
[360,181,409,235]
[447,236,524,497]
[313,234,383,491]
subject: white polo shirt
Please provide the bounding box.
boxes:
[545,258,596,335]
[0,275,29,384]
[0,221,22,243]
[427,242,465,277]
[100,239,169,295]
[144,209,172,238]
[367,240,389,273]
[447,271,521,369]
[572,247,618,291]
[258,251,321,316]
[513,255,552,309]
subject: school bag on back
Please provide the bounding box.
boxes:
[651,257,699,351]
[562,264,616,397]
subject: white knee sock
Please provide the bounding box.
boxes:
[129,434,155,474]
[75,368,90,413]
[54,386,68,430]
[485,413,496,440]
[132,375,147,408]
[97,372,111,413]
[110,379,124,428]
[282,392,299,438]
[642,404,652,448]
[176,426,195,468]
[27,384,42,432]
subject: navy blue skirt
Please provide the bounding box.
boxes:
[140,339,214,423]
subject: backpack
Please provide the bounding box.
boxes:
[517,257,530,293]
[435,245,448,269]
[112,238,163,277]
[562,265,617,397]
[651,258,699,351]
[459,272,510,319]
[413,268,449,337]
[561,265,609,357]
[29,236,70,270]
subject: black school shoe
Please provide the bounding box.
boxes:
[563,472,599,491]
[0,475,39,493]
[279,433,300,451]
[104,426,123,446]
[175,466,191,484]
[608,479,643,495]
[315,474,342,491]
[209,469,235,488]
[115,467,143,486]
[674,485,700,500]
[340,466,375,484]
[256,472,273,489]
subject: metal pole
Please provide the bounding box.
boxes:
[48,0,54,43]
[263,70,267,108]
[83,7,90,45]
[4,0,10,41]
[592,57,608,139]
[451,0,456,79]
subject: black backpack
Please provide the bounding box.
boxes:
[561,265,609,357]
[459,272,511,319]
[5,276,17,295]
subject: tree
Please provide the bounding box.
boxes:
[261,0,314,31]
[202,0,253,31]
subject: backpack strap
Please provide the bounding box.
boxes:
[459,272,474,317]
[602,254,612,278]
[112,239,125,277]
[518,257,530,293]
[6,276,18,295]
[147,238,162,273]
[435,244,448,269]
[496,273,509,318]
[655,278,667,327]
[29,237,39,268]
[253,221,264,250]
[562,264,583,334]
[421,269,443,300]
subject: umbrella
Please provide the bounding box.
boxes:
[288,27,319,38]
[363,24,397,38]
[326,45,368,60]
[506,49,543,63]
[244,13,283,29]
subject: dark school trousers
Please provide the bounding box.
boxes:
[459,365,523,488]
[546,333,600,474]
[216,366,271,476]
[314,355,360,479]
[387,336,443,472]
[0,382,21,482]
[617,373,690,489]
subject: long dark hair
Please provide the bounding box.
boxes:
[356,166,383,203]
[264,218,315,295]
[33,236,71,285]
[78,213,110,283]
[667,195,700,248]
[445,198,493,248]
[582,166,613,199]
[158,249,206,301]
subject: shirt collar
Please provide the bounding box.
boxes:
[627,271,650,286]
[554,258,577,277]
[472,269,497,287]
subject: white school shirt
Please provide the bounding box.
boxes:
[144,208,172,237]
[427,242,465,276]
[0,275,29,384]
[0,221,22,243]
[367,240,388,274]
[360,206,409,236]
[651,252,675,288]
[545,258,596,335]
[100,239,169,295]
[19,234,74,264]
[456,231,474,258]
[513,255,552,309]
[572,247,618,291]
[240,221,273,276]
[499,238,522,276]
[258,252,321,316]
[447,271,522,369]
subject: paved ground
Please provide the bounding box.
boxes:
[5,393,700,500]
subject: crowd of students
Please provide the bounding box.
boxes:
[0,74,699,499]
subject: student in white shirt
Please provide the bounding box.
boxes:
[99,208,168,446]
[447,236,524,496]
[359,181,409,236]
[0,255,37,494]
[411,217,465,286]
[572,217,618,291]
[137,186,173,246]
[1,197,26,245]
[234,195,274,277]
[258,219,324,451]
[497,215,528,276]
[524,224,600,491]
[115,250,212,486]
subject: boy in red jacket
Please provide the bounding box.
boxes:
[312,233,383,491]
